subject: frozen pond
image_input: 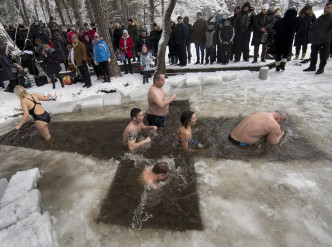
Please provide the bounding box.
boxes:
[0,60,332,246]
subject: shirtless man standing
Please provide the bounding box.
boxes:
[147,72,176,128]
[122,108,157,151]
[229,110,287,146]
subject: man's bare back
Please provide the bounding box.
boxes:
[230,111,287,145]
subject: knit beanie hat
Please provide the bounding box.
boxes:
[261,4,269,10]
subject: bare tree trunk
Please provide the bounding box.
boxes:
[45,0,52,19]
[55,0,66,26]
[39,0,48,21]
[91,0,122,77]
[14,0,28,26]
[149,0,155,29]
[61,0,73,24]
[156,0,177,76]
[34,0,39,20]
[20,0,30,25]
[161,0,165,23]
[71,0,83,27]
[85,0,94,24]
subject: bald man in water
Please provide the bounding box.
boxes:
[229,110,287,146]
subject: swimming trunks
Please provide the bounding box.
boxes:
[25,95,51,123]
[147,113,167,128]
[228,135,248,147]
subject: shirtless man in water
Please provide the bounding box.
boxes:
[122,108,157,151]
[141,163,170,189]
[147,72,176,128]
[229,110,287,146]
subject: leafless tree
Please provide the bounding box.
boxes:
[55,0,66,26]
[71,0,83,27]
[91,0,122,77]
[156,0,177,76]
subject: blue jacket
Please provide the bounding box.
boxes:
[93,40,111,63]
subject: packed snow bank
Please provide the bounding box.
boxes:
[0,168,58,247]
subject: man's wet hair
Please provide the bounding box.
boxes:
[275,110,288,119]
[181,111,194,129]
[130,108,141,119]
[153,72,164,83]
[152,163,170,174]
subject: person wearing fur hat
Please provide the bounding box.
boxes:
[233,1,255,62]
[119,30,134,74]
[93,33,111,82]
[140,45,156,84]
[251,4,274,63]
[294,4,316,60]
[274,8,300,71]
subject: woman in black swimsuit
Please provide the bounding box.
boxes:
[14,86,52,140]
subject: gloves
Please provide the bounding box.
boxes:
[108,58,111,62]
[94,60,99,65]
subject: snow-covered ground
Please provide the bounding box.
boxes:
[1,42,332,246]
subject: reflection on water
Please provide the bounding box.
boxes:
[98,156,202,230]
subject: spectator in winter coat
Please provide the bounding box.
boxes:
[140,45,156,84]
[67,28,77,44]
[48,16,60,39]
[216,21,224,63]
[84,34,101,79]
[53,32,68,68]
[113,23,123,51]
[0,46,22,92]
[42,44,64,89]
[127,19,139,62]
[274,8,300,71]
[135,29,151,60]
[174,16,188,66]
[37,27,49,44]
[234,1,255,62]
[72,35,92,88]
[149,23,162,56]
[17,24,29,50]
[251,4,275,63]
[8,25,16,41]
[91,23,97,32]
[294,4,316,60]
[192,12,208,64]
[34,38,44,61]
[168,21,177,65]
[119,30,134,74]
[183,16,193,63]
[230,6,241,61]
[205,22,217,64]
[304,2,332,74]
[83,23,96,44]
[219,19,235,65]
[93,33,111,82]
[29,19,40,44]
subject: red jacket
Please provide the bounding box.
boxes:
[67,31,76,44]
[119,35,134,58]
[83,29,96,43]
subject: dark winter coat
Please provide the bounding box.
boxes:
[275,9,300,49]
[234,9,254,33]
[219,25,235,44]
[205,29,216,48]
[308,13,332,45]
[113,27,123,49]
[251,10,275,46]
[174,22,188,44]
[48,21,60,37]
[29,24,40,43]
[185,23,192,43]
[294,14,316,46]
[168,24,176,46]
[127,25,139,43]
[17,28,29,50]
[135,34,151,54]
[84,35,94,60]
[192,18,208,44]
[83,29,96,43]
[119,35,134,58]
[149,30,162,54]
[0,47,18,81]
[42,48,61,74]
[53,37,68,61]
[38,27,49,44]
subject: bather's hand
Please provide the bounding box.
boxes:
[145,137,151,143]
[151,126,157,131]
[14,125,21,130]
